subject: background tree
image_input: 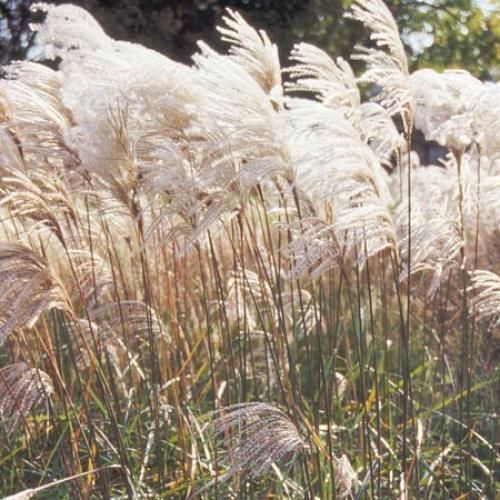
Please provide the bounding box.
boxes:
[1,0,499,76]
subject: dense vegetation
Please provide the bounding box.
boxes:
[0,1,499,498]
[1,0,499,78]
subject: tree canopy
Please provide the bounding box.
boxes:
[1,0,499,77]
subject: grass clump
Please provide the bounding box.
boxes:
[0,1,499,498]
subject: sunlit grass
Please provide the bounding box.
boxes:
[0,0,499,498]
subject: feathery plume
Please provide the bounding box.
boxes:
[466,81,500,159]
[396,163,463,297]
[469,270,500,333]
[359,102,402,167]
[333,454,358,499]
[410,68,482,152]
[286,43,360,122]
[284,217,342,279]
[226,268,274,330]
[193,42,288,171]
[89,300,166,344]
[0,243,69,346]
[217,9,282,99]
[0,362,53,435]
[350,0,407,65]
[207,402,306,482]
[0,167,78,245]
[0,61,77,171]
[68,301,166,382]
[350,0,411,126]
[30,3,112,58]
[285,100,396,266]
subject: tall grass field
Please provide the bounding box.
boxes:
[0,0,499,497]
